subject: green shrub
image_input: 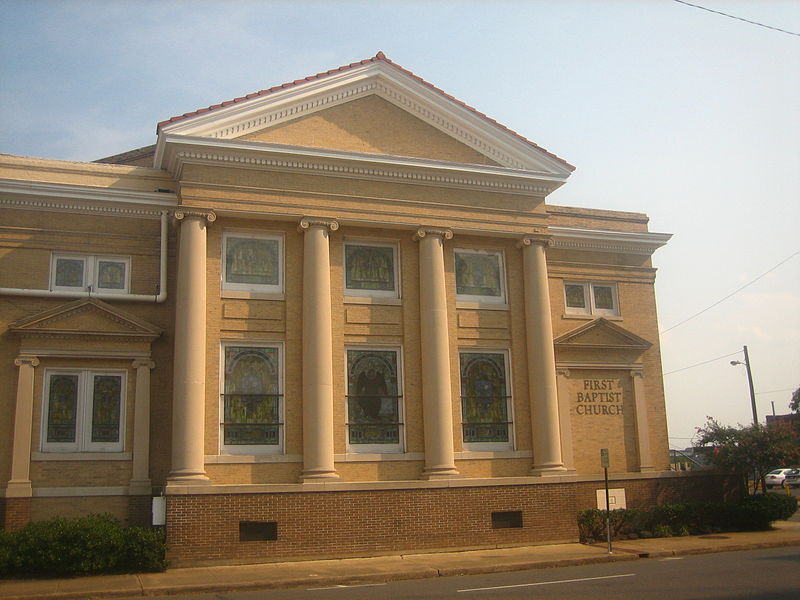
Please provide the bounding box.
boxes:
[0,514,166,579]
[577,493,797,543]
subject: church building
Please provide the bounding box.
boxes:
[1,53,714,565]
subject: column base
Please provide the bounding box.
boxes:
[167,470,211,485]
[421,467,461,480]
[300,469,341,483]
[638,465,655,472]
[4,480,32,498]
[529,464,568,477]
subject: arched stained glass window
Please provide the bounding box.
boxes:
[460,352,510,444]
[223,346,282,447]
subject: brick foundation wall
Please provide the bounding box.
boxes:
[166,473,729,566]
[2,497,31,531]
[166,483,580,566]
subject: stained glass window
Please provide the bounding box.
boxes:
[91,375,122,443]
[344,243,396,295]
[455,250,505,301]
[223,346,282,447]
[564,281,619,316]
[565,284,587,309]
[224,235,281,290]
[460,352,510,444]
[47,374,79,443]
[43,370,125,452]
[54,258,85,288]
[346,349,401,447]
[97,260,126,290]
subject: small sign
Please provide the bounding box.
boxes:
[596,488,627,510]
[600,448,609,468]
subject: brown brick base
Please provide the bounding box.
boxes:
[165,473,727,566]
[1,497,31,531]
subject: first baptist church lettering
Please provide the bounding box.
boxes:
[0,53,721,565]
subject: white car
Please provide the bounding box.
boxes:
[784,469,800,488]
[765,468,794,488]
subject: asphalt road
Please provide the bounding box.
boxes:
[123,546,800,600]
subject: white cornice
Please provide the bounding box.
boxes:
[156,61,573,175]
[0,179,176,217]
[549,226,671,255]
[157,135,567,196]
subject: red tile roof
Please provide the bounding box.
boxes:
[157,52,574,171]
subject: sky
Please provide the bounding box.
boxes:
[1,0,798,451]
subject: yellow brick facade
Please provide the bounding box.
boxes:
[1,55,680,560]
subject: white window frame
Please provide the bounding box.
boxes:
[220,341,285,455]
[40,369,127,453]
[50,254,131,294]
[458,348,515,452]
[564,281,620,317]
[343,240,400,299]
[344,345,405,454]
[221,232,284,294]
[454,248,507,304]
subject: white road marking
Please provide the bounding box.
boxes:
[307,582,388,591]
[457,573,636,592]
[659,557,685,561]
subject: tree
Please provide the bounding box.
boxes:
[790,387,800,414]
[695,417,800,494]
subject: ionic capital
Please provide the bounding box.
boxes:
[299,217,339,232]
[556,367,571,378]
[174,208,216,223]
[630,369,645,379]
[132,359,156,370]
[14,356,39,368]
[414,227,453,241]
[517,233,552,248]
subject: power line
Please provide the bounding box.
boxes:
[662,350,741,375]
[660,250,800,335]
[673,0,800,37]
[755,388,795,396]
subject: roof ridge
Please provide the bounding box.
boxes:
[156,52,574,171]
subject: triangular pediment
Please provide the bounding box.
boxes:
[554,318,652,350]
[9,298,162,342]
[155,54,573,176]
[238,95,502,166]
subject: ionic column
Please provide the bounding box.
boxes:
[130,359,155,494]
[168,209,215,484]
[556,367,576,472]
[7,356,39,498]
[519,236,565,475]
[299,217,340,481]
[415,227,459,479]
[631,369,654,471]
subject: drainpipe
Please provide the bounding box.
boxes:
[0,211,169,303]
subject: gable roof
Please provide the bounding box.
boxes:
[156,52,574,174]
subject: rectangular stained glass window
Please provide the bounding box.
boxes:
[460,352,510,444]
[565,283,587,309]
[97,260,126,290]
[455,250,505,302]
[344,244,396,293]
[91,375,122,443]
[593,285,614,310]
[223,346,282,447]
[346,349,401,446]
[54,258,85,288]
[47,374,79,443]
[564,281,619,316]
[225,236,280,287]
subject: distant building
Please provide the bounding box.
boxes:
[2,53,718,565]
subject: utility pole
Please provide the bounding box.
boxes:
[743,346,758,425]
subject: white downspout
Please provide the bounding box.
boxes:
[0,210,169,303]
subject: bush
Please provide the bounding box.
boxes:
[577,494,797,543]
[0,514,166,579]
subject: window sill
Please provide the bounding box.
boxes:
[456,450,530,459]
[222,290,285,301]
[456,302,509,311]
[562,313,622,321]
[32,452,131,461]
[343,296,402,305]
[335,452,424,462]
[206,454,301,463]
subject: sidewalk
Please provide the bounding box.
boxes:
[2,520,799,600]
